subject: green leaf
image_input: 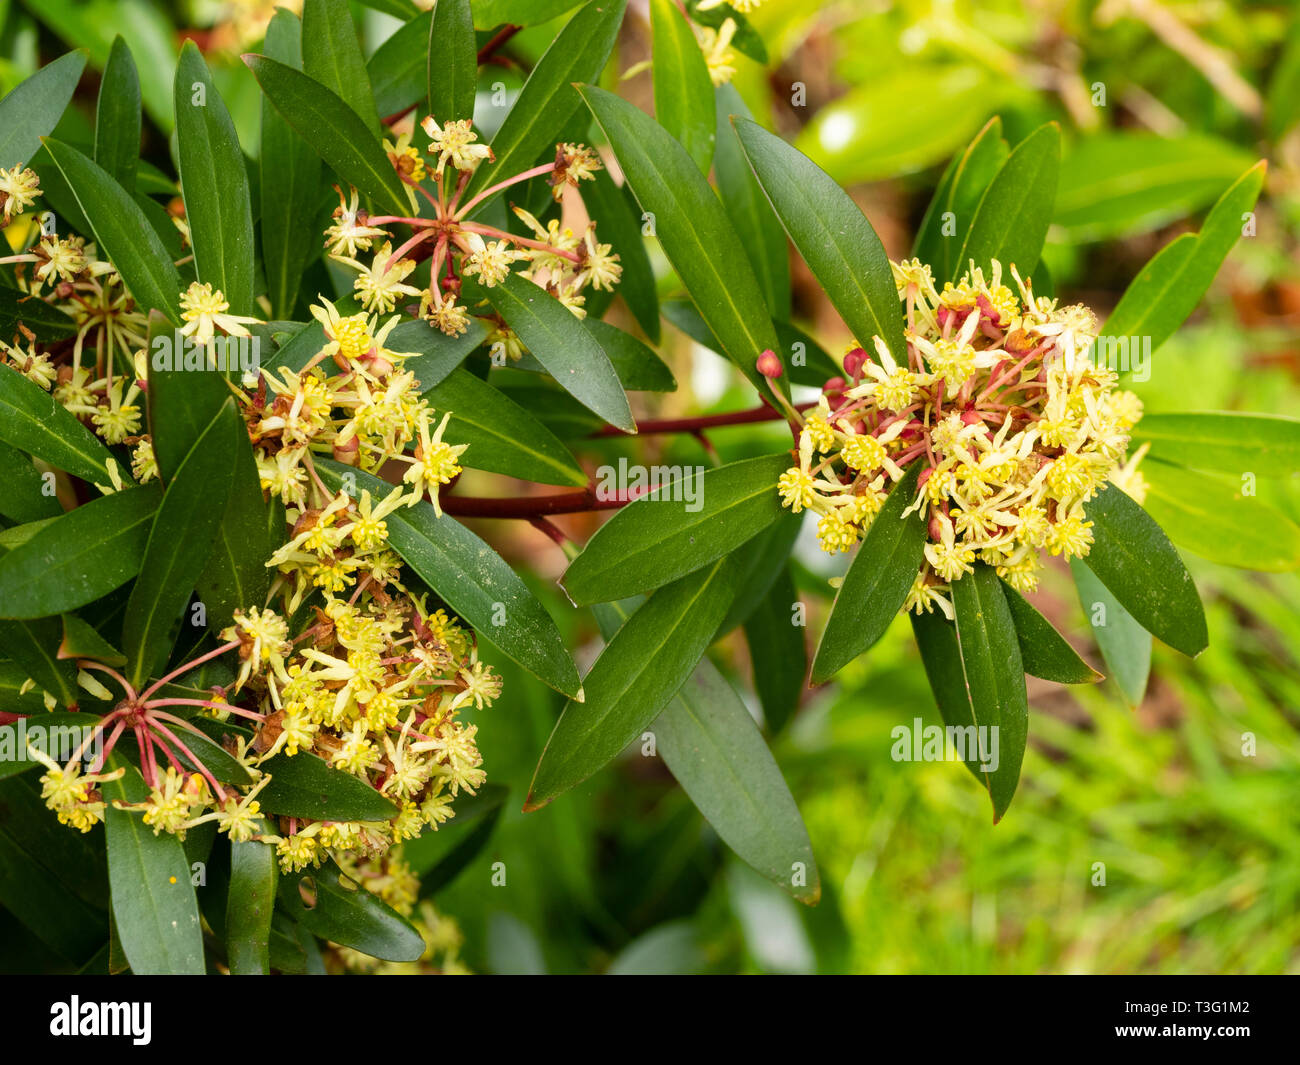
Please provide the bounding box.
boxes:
[0,365,117,483]
[577,167,660,342]
[526,555,742,809]
[1083,483,1207,657]
[260,9,324,321]
[473,0,584,26]
[0,619,79,707]
[197,432,274,628]
[104,759,205,974]
[226,837,277,975]
[581,86,781,397]
[1131,411,1300,479]
[951,122,1060,283]
[1103,162,1266,356]
[0,712,104,779]
[715,509,803,637]
[715,86,790,316]
[651,0,715,174]
[175,41,256,315]
[257,749,398,821]
[396,315,490,389]
[1139,460,1300,572]
[0,438,63,524]
[743,566,806,733]
[486,272,633,432]
[94,37,141,194]
[562,453,789,605]
[0,485,161,619]
[463,0,627,211]
[606,921,705,975]
[428,0,476,123]
[122,402,239,686]
[1071,558,1150,707]
[582,318,675,392]
[915,563,1028,822]
[1000,580,1100,685]
[414,785,508,897]
[733,116,905,363]
[811,462,926,683]
[913,116,1008,286]
[422,368,586,486]
[302,0,382,134]
[42,139,184,325]
[368,10,433,117]
[277,859,425,962]
[1054,133,1255,244]
[1267,18,1300,141]
[318,462,582,698]
[243,55,411,216]
[0,49,87,166]
[59,613,127,666]
[0,285,79,342]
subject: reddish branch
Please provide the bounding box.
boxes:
[594,399,815,436]
[477,25,521,62]
[441,486,639,518]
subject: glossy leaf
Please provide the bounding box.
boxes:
[733,116,905,363]
[486,272,633,431]
[0,485,161,619]
[226,837,277,975]
[59,614,127,667]
[318,462,582,698]
[94,37,141,194]
[1000,581,1101,685]
[562,454,789,604]
[580,86,781,397]
[104,760,205,974]
[428,0,477,123]
[277,860,424,962]
[42,139,184,325]
[397,315,490,389]
[651,0,715,173]
[1103,162,1266,356]
[0,439,65,524]
[244,55,411,216]
[952,122,1060,282]
[0,286,79,341]
[526,556,743,809]
[369,10,433,116]
[0,50,87,167]
[577,167,660,342]
[0,368,112,485]
[175,41,255,315]
[582,318,675,392]
[0,618,79,708]
[743,567,807,733]
[422,368,586,486]
[1131,411,1300,479]
[257,749,398,821]
[811,462,926,683]
[302,0,382,134]
[1071,558,1150,708]
[197,432,275,627]
[1083,483,1208,658]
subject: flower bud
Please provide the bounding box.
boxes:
[757,349,783,379]
[843,347,867,380]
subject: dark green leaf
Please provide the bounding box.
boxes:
[0,439,63,523]
[0,285,78,342]
[415,785,507,897]
[577,167,660,342]
[257,749,398,821]
[428,0,476,123]
[651,0,716,173]
[0,50,87,166]
[93,37,141,194]
[226,837,277,975]
[59,613,127,666]
[302,0,382,134]
[277,859,425,961]
[0,365,116,483]
[0,618,79,707]
[0,713,92,777]
[743,567,806,733]
[197,432,274,628]
[1000,580,1100,684]
[582,318,675,392]
[369,10,433,116]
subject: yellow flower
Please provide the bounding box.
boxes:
[179,282,261,347]
[421,117,492,175]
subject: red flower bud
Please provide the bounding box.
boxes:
[843,347,867,380]
[756,349,783,379]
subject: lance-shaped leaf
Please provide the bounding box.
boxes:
[226,837,277,975]
[421,368,586,486]
[104,760,205,974]
[397,315,490,390]
[0,285,78,341]
[716,509,803,637]
[94,37,141,194]
[59,614,127,667]
[580,86,782,397]
[577,167,660,342]
[526,555,743,810]
[743,567,807,733]
[951,122,1060,283]
[1103,162,1265,356]
[175,42,256,316]
[593,596,817,902]
[302,0,382,133]
[255,751,398,821]
[1131,411,1300,479]
[486,272,633,432]
[0,485,161,619]
[583,319,676,392]
[318,462,582,698]
[913,116,1008,285]
[368,9,432,116]
[197,433,274,631]
[243,55,411,216]
[0,50,86,166]
[0,442,61,525]
[915,564,1028,822]
[732,116,905,363]
[811,462,926,683]
[1070,558,1151,708]
[122,401,240,686]
[42,139,184,325]
[562,453,789,604]
[651,0,715,173]
[260,9,323,321]
[0,618,79,708]
[1139,460,1300,572]
[715,86,790,316]
[0,711,93,777]
[277,860,424,961]
[0,367,116,484]
[463,0,627,210]
[1000,580,1101,685]
[428,0,476,123]
[1083,483,1207,657]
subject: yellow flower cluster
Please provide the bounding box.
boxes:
[778,258,1146,620]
